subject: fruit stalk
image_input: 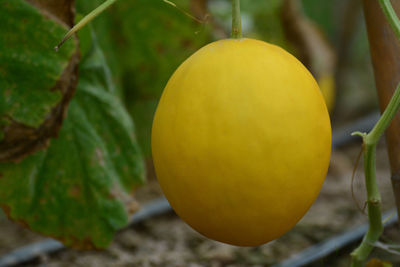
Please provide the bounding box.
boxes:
[231,0,242,39]
[350,0,400,261]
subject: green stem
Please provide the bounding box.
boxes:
[379,0,400,41]
[55,0,118,51]
[350,144,383,267]
[350,0,400,263]
[351,82,400,265]
[231,0,242,39]
[368,83,400,144]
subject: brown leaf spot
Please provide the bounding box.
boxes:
[127,200,140,214]
[115,146,121,155]
[2,204,101,250]
[52,235,97,250]
[110,184,139,216]
[366,258,392,267]
[68,185,82,198]
[1,205,30,229]
[180,39,194,49]
[95,148,105,166]
[4,89,11,98]
[25,0,76,26]
[1,204,11,217]
[123,165,129,173]
[155,43,166,54]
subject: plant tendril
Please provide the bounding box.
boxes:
[351,146,367,215]
[55,0,118,51]
[162,0,206,24]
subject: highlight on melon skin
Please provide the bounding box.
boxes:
[151,37,332,246]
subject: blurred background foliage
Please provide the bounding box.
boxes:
[77,0,377,157]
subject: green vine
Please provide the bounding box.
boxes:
[379,0,400,41]
[350,0,400,265]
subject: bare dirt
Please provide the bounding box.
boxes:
[0,142,399,267]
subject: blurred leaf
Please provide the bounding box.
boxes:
[75,0,121,92]
[243,0,287,47]
[113,0,209,99]
[130,100,159,157]
[107,0,210,156]
[0,0,79,162]
[302,0,335,41]
[209,0,287,47]
[0,31,145,249]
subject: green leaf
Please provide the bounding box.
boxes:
[303,0,335,41]
[0,0,79,162]
[0,0,76,127]
[0,31,145,249]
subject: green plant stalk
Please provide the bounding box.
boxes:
[55,0,118,50]
[349,0,400,264]
[350,83,400,266]
[231,0,242,39]
[350,143,383,267]
[379,0,400,41]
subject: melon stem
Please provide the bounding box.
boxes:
[232,0,242,39]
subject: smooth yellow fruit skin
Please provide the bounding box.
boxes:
[152,38,331,246]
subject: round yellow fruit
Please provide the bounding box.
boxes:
[152,38,331,246]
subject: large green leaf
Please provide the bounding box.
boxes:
[0,0,79,161]
[0,30,145,249]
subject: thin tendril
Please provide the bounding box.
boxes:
[55,0,117,51]
[162,0,206,24]
[351,145,367,215]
